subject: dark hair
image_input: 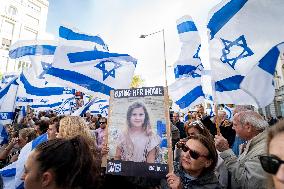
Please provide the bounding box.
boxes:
[186,134,218,175]
[99,117,107,124]
[126,102,150,130]
[35,136,101,189]
[38,120,49,134]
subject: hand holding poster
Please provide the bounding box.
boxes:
[106,86,172,178]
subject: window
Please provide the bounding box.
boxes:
[2,38,11,50]
[21,28,37,39]
[1,21,14,37]
[25,14,39,26]
[27,1,41,12]
[8,6,17,16]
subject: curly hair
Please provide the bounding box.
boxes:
[58,116,96,152]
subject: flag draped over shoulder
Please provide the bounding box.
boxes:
[207,0,284,107]
[15,133,48,189]
[45,46,137,97]
[169,15,204,111]
[0,133,48,189]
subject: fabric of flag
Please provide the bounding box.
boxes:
[0,73,18,91]
[0,161,17,189]
[174,15,203,79]
[15,69,75,114]
[45,45,137,97]
[59,25,109,52]
[169,15,205,111]
[14,133,48,189]
[241,43,284,107]
[0,133,47,189]
[169,77,204,112]
[0,78,18,125]
[0,124,9,145]
[207,0,284,107]
[54,97,75,115]
[9,40,57,78]
[73,98,109,117]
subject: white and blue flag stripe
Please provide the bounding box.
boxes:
[59,25,109,51]
[45,46,137,97]
[207,0,284,107]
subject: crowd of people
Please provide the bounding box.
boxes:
[0,104,283,189]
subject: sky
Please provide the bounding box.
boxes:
[46,0,221,87]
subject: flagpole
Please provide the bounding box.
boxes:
[211,79,221,136]
[140,29,173,172]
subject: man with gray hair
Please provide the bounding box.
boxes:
[215,110,269,189]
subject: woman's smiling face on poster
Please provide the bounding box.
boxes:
[130,107,145,128]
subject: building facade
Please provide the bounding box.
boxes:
[0,0,49,73]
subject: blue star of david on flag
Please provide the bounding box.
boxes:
[220,35,254,69]
[95,60,122,81]
[38,62,52,79]
[99,105,109,116]
[193,44,201,60]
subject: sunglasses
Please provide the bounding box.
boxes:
[259,155,284,174]
[99,122,106,124]
[176,141,208,160]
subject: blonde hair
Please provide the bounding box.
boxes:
[19,128,37,143]
[59,116,96,151]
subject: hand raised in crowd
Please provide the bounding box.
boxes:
[7,137,19,149]
[166,172,182,189]
[214,134,230,152]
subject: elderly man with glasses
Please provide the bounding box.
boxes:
[214,110,269,189]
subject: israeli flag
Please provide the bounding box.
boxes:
[0,73,18,91]
[9,40,57,78]
[59,25,109,52]
[223,105,234,120]
[0,161,17,189]
[54,97,75,115]
[45,46,137,97]
[169,16,205,111]
[207,0,284,107]
[169,77,204,111]
[14,133,48,189]
[72,98,109,117]
[0,78,18,125]
[16,69,73,98]
[174,15,203,79]
[241,43,284,107]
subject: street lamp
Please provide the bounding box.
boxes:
[139,29,168,87]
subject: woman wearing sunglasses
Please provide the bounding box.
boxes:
[167,134,221,189]
[259,120,284,189]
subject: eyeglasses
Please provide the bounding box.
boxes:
[99,122,106,124]
[259,155,284,174]
[176,141,208,160]
[191,121,205,129]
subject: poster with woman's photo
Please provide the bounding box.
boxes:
[106,86,172,178]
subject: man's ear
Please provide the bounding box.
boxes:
[41,171,53,187]
[204,159,212,168]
